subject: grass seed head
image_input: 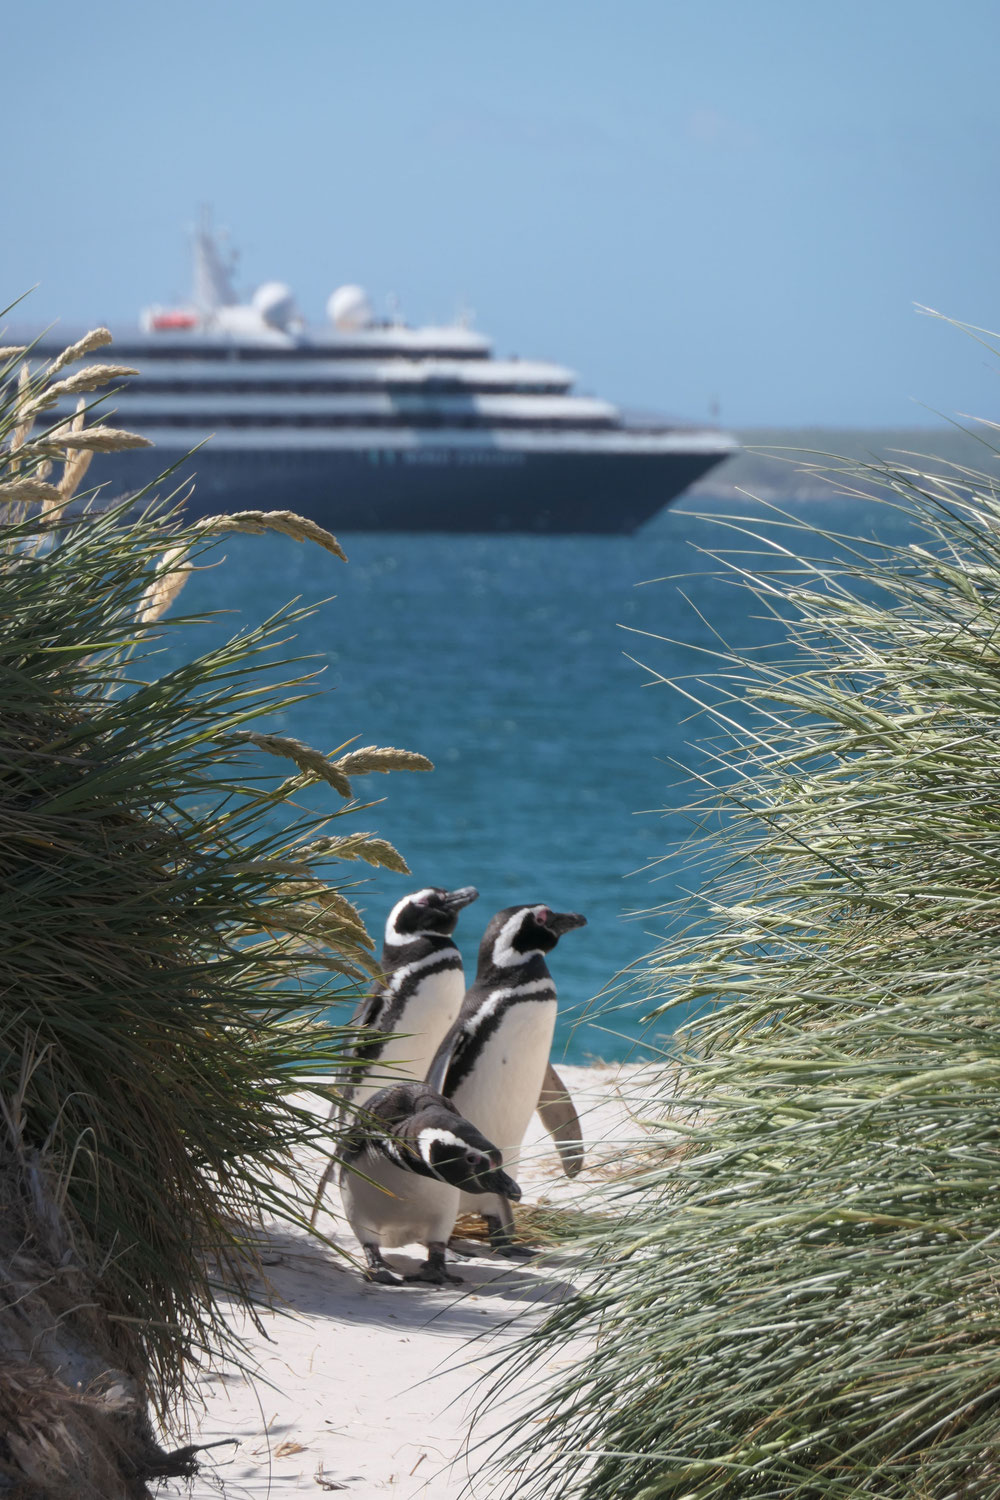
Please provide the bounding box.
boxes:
[45,327,113,376]
[194,509,347,560]
[334,745,434,775]
[295,832,411,873]
[137,545,193,624]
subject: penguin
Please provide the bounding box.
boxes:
[338,1081,521,1285]
[426,903,587,1254]
[310,884,478,1227]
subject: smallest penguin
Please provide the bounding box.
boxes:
[339,1082,521,1286]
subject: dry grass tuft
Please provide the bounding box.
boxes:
[229,731,355,797]
[334,744,434,775]
[24,362,137,414]
[26,422,152,455]
[222,733,433,800]
[296,831,411,873]
[137,512,347,624]
[0,477,64,506]
[136,542,192,624]
[54,397,95,504]
[9,362,33,455]
[454,1203,612,1248]
[45,326,113,376]
[195,508,347,560]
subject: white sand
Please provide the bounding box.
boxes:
[154,1064,667,1500]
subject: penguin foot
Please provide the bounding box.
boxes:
[362,1243,403,1286]
[403,1243,462,1287]
[485,1213,537,1259]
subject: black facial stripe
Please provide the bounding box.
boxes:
[514,919,544,951]
[382,933,460,975]
[382,955,463,1023]
[353,952,462,1066]
[446,983,556,1093]
[390,890,463,938]
[375,1134,440,1180]
[429,1140,465,1168]
[481,944,552,984]
[391,953,462,1003]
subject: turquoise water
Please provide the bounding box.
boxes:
[173,492,909,1063]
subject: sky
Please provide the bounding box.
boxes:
[4,0,999,427]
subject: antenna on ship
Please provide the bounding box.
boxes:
[193,204,238,315]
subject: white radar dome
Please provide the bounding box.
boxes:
[328,284,373,330]
[252,281,297,329]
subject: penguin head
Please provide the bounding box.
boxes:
[482,904,588,971]
[411,1111,522,1200]
[359,1085,522,1198]
[385,885,479,946]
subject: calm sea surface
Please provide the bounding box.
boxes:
[171,492,913,1063]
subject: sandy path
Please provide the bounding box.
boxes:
[154,1064,658,1500]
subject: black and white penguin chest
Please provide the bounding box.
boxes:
[354,945,466,1108]
[447,976,557,1162]
[426,903,586,1209]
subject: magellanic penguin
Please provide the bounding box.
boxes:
[348,885,479,1108]
[426,903,587,1253]
[339,1081,521,1285]
[310,885,478,1227]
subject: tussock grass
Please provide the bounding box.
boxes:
[0,328,428,1493]
[488,415,1000,1497]
[454,1204,612,1249]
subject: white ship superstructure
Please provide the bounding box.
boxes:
[30,222,737,533]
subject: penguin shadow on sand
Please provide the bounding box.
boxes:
[365,1240,578,1306]
[235,1222,576,1338]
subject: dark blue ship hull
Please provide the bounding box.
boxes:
[85,441,730,535]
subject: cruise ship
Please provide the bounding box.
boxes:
[32,225,737,534]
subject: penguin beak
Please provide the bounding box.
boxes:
[443,886,479,911]
[546,911,587,936]
[479,1167,522,1201]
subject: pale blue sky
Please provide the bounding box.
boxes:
[5,0,998,425]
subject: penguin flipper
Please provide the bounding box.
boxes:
[327,987,388,1117]
[349,987,386,1031]
[537,1062,584,1178]
[424,1021,466,1094]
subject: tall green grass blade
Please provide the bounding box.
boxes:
[487,430,1000,1498]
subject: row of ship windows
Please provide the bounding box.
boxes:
[111,411,618,431]
[116,380,570,396]
[49,344,488,363]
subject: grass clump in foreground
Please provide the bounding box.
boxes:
[0,331,430,1495]
[488,417,1000,1496]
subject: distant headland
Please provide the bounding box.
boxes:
[690,425,993,501]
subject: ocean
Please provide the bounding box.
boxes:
[173,490,915,1064]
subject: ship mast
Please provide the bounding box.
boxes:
[193,206,237,315]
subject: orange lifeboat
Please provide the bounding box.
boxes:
[150,310,198,331]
